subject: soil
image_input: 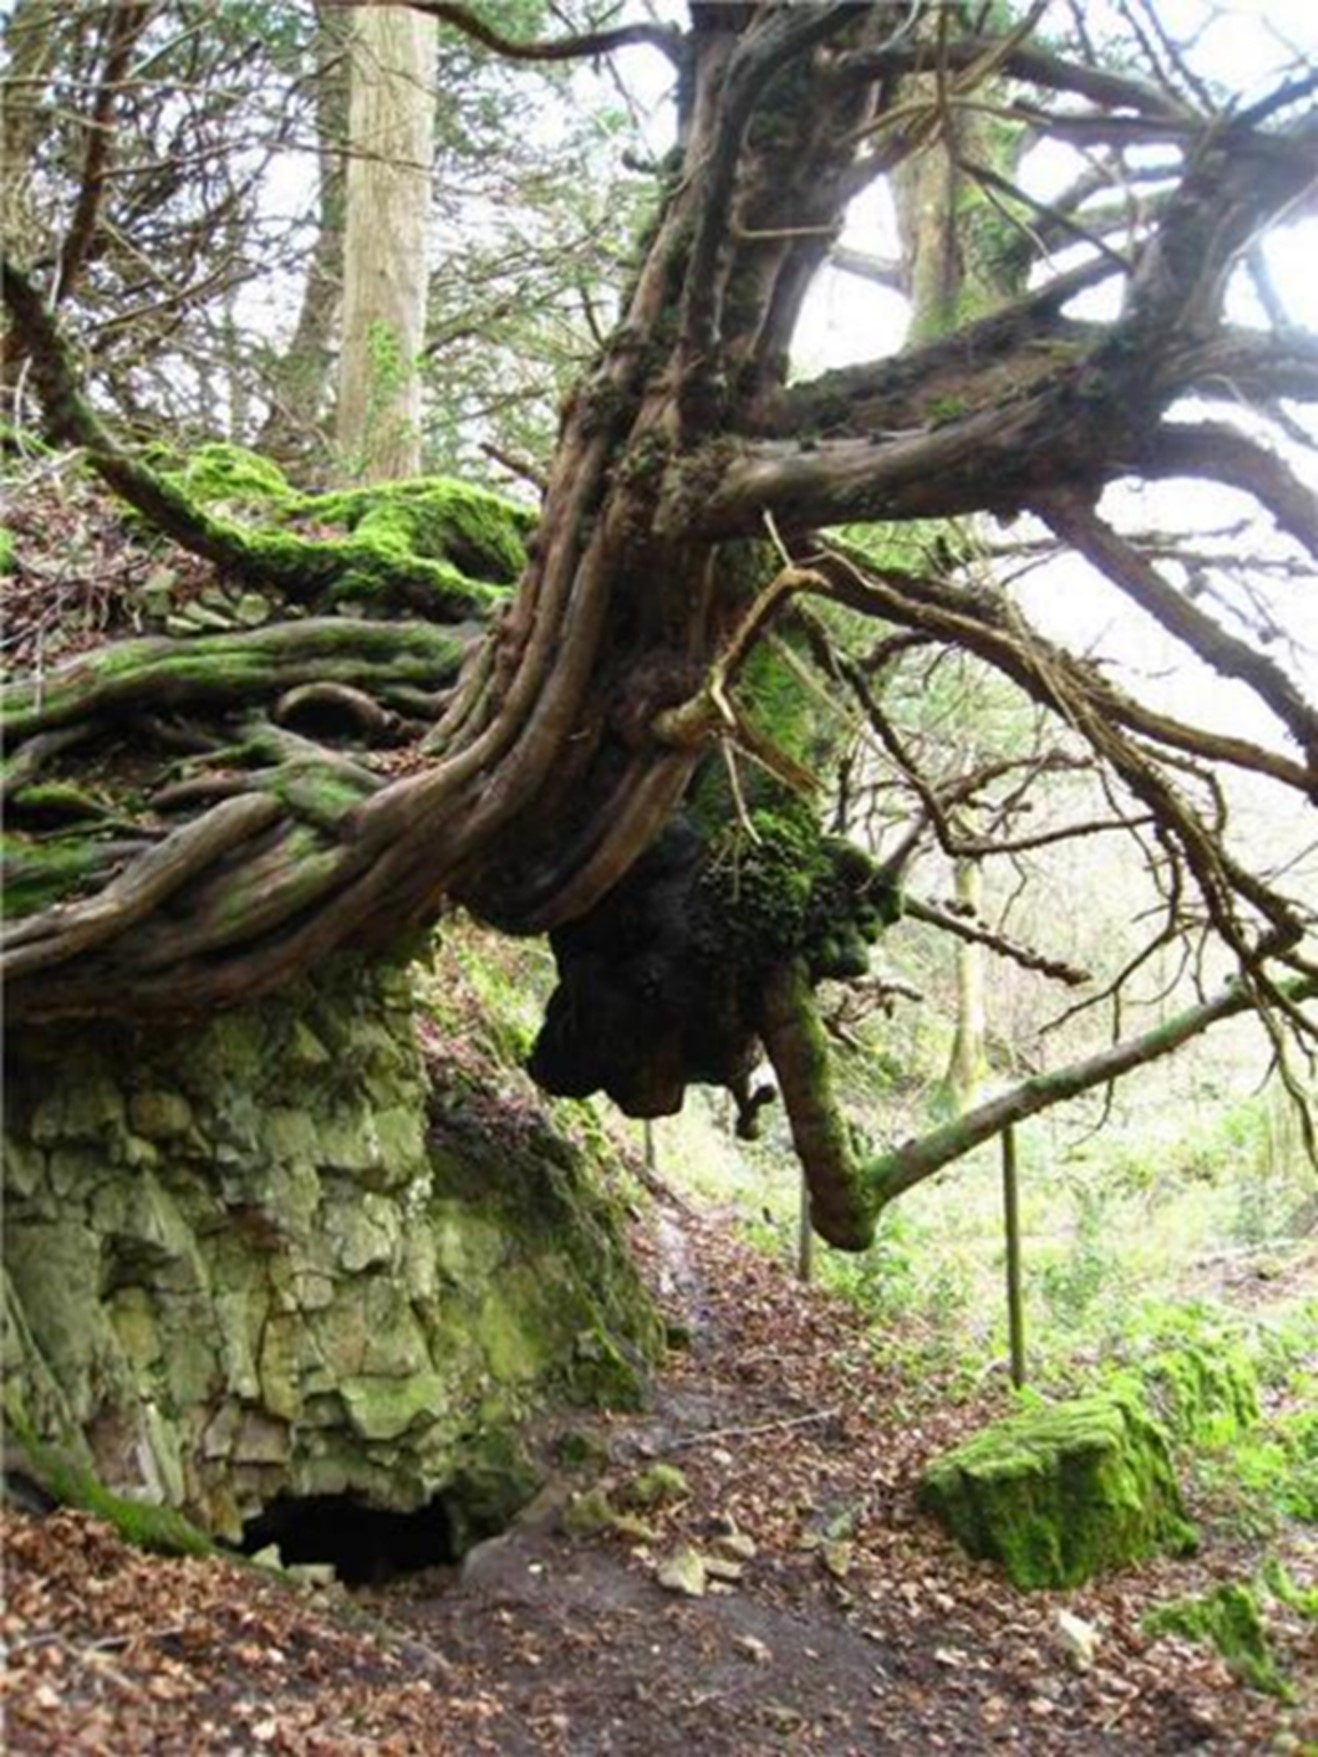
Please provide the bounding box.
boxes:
[3,1200,1315,1755]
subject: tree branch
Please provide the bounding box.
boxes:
[1142,422,1318,557]
[358,0,685,68]
[902,895,1092,987]
[1036,489,1318,774]
[866,975,1317,1208]
[836,33,1193,120]
[55,1,156,304]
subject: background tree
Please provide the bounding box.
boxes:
[336,4,438,480]
[3,1,1315,1248]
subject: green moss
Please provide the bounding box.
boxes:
[1126,1340,1260,1449]
[177,443,296,507]
[919,1390,1197,1589]
[0,527,15,574]
[1145,1583,1289,1697]
[0,830,115,916]
[695,800,896,980]
[132,448,528,621]
[1211,1407,1318,1527]
[299,477,532,585]
[3,1391,214,1559]
[622,1462,690,1509]
[1260,1557,1318,1621]
[562,1485,618,1536]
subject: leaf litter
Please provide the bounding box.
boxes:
[3,1202,1315,1753]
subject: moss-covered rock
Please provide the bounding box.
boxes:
[1126,1339,1260,1449]
[918,1391,1197,1589]
[178,443,298,508]
[3,952,660,1552]
[1145,1582,1289,1697]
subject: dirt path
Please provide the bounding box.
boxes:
[3,1202,1315,1753]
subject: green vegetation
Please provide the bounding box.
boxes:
[1145,1582,1289,1697]
[919,1388,1197,1588]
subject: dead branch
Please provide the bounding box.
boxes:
[903,895,1091,987]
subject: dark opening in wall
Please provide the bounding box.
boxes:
[241,1493,456,1586]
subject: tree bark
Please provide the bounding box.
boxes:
[4,6,1316,1241]
[336,5,437,482]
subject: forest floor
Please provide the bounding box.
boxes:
[3,1196,1316,1755]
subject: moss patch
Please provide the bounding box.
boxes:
[1144,1583,1289,1697]
[3,1390,214,1559]
[1127,1339,1261,1449]
[918,1390,1197,1589]
[297,478,532,583]
[177,443,297,508]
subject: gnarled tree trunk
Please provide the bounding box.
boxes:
[5,4,1316,1245]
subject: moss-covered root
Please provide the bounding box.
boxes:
[918,1392,1197,1590]
[758,958,876,1252]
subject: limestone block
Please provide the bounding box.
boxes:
[326,1191,401,1274]
[919,1392,1197,1589]
[31,1071,124,1145]
[340,1373,448,1442]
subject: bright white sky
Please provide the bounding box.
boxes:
[784,1,1318,753]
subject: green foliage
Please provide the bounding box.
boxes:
[1034,1181,1124,1330]
[1196,1399,1318,1534]
[1260,1556,1318,1620]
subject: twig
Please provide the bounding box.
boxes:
[670,1406,843,1452]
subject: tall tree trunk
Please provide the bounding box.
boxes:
[894,99,1024,1115]
[335,5,436,483]
[942,855,990,1110]
[258,2,351,472]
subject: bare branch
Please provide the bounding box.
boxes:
[55,1,157,304]
[867,975,1317,1208]
[836,33,1194,120]
[330,0,685,68]
[903,895,1092,987]
[1143,422,1318,556]
[1037,488,1318,773]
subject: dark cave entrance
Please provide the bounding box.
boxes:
[240,1492,459,1586]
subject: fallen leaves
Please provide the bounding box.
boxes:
[4,1203,1315,1753]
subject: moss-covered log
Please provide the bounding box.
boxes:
[2,619,471,740]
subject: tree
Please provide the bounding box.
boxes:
[4,1,1316,1249]
[336,3,438,480]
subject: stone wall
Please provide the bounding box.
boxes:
[2,957,659,1547]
